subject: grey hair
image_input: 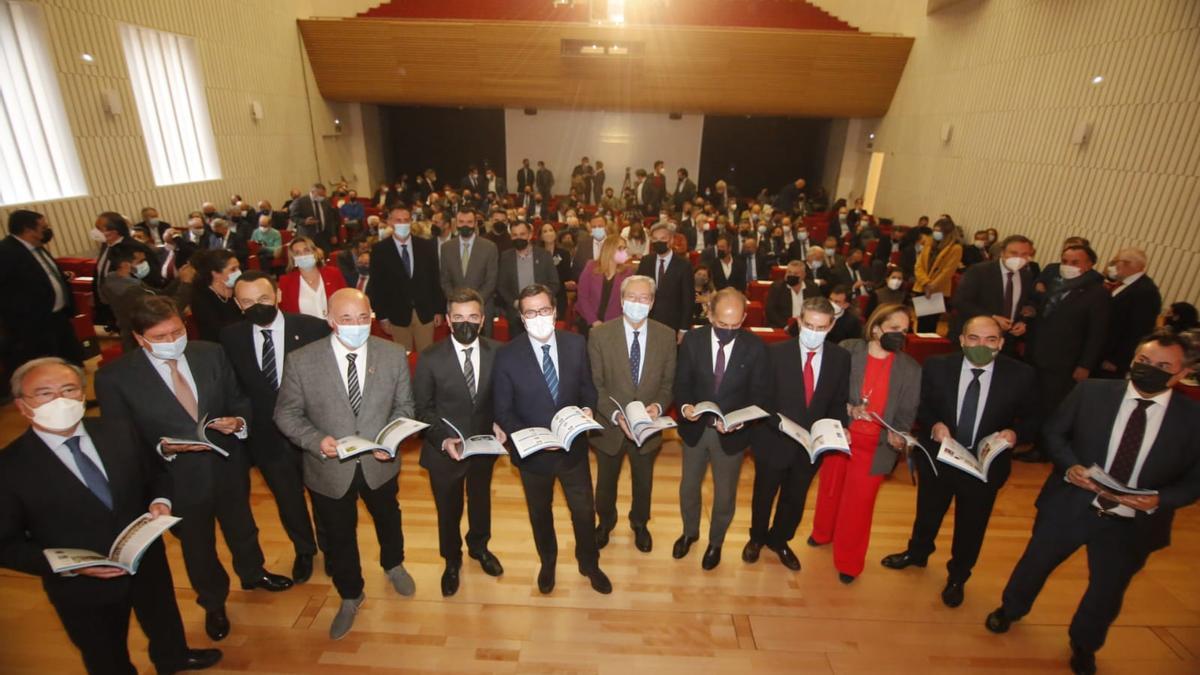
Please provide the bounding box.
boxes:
[801,295,836,318]
[10,357,85,400]
[620,274,657,297]
[1116,247,1148,269]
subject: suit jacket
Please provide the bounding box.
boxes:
[413,336,501,476]
[755,339,851,469]
[765,280,820,328]
[0,418,172,605]
[497,247,560,325]
[949,259,1034,339]
[273,336,415,498]
[637,253,694,331]
[439,236,499,309]
[535,168,554,194]
[516,167,536,193]
[674,326,770,455]
[572,237,602,281]
[492,331,597,474]
[673,178,697,209]
[589,318,676,456]
[0,235,75,330]
[287,195,341,243]
[841,339,922,475]
[278,266,348,316]
[203,230,249,264]
[219,313,331,461]
[741,252,771,286]
[1028,273,1111,372]
[708,255,747,292]
[1101,274,1162,374]
[529,201,552,221]
[916,351,1038,486]
[369,236,444,326]
[94,238,164,299]
[827,311,863,344]
[1041,379,1200,551]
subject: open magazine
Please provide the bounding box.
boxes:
[336,417,429,460]
[777,415,851,462]
[691,401,769,429]
[869,411,937,479]
[936,432,1012,482]
[1086,464,1159,497]
[44,513,181,574]
[159,414,229,458]
[610,397,677,447]
[441,417,507,458]
[510,406,603,459]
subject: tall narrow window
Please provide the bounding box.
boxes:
[0,1,87,206]
[118,22,220,185]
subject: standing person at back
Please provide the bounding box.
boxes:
[1098,247,1161,378]
[949,235,1036,349]
[636,223,694,341]
[288,183,341,252]
[439,210,499,336]
[369,205,444,353]
[497,220,561,337]
[913,217,963,334]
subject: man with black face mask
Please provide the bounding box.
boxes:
[986,330,1200,675]
[440,209,499,337]
[497,221,560,337]
[637,223,694,341]
[412,288,507,597]
[220,271,330,585]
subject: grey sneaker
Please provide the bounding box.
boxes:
[329,594,364,640]
[386,564,416,597]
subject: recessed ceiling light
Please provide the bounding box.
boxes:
[80,53,94,63]
[1091,75,1104,84]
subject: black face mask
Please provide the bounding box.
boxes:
[1129,362,1173,395]
[785,275,802,287]
[356,265,370,275]
[713,326,738,343]
[244,302,278,327]
[458,226,475,238]
[718,249,730,260]
[40,228,53,244]
[512,237,529,251]
[430,225,442,238]
[651,241,669,256]
[879,331,907,352]
[493,222,507,233]
[451,320,480,345]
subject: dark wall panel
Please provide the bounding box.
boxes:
[698,116,830,199]
[380,106,506,187]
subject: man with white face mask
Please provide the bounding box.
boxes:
[96,295,290,644]
[369,205,444,353]
[950,235,1036,348]
[2,357,223,674]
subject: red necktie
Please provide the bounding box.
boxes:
[803,351,816,405]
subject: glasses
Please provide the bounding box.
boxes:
[23,384,83,405]
[521,307,555,319]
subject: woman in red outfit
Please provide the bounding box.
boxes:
[277,236,346,319]
[810,303,921,583]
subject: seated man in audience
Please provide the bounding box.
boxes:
[765,260,821,329]
[740,234,770,286]
[250,213,283,262]
[205,218,249,268]
[708,235,746,292]
[804,245,832,293]
[826,285,863,344]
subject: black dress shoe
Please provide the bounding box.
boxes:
[941,581,965,608]
[1069,642,1097,675]
[160,647,223,674]
[701,545,721,570]
[742,540,763,563]
[581,567,612,594]
[324,557,334,578]
[672,534,698,559]
[204,609,230,642]
[838,573,856,584]
[806,536,825,547]
[985,607,1013,634]
[241,571,294,592]
[880,551,927,570]
[537,564,556,594]
[292,554,314,584]
[594,525,611,550]
[632,525,652,553]
[470,549,504,577]
[441,562,461,597]
[771,544,802,571]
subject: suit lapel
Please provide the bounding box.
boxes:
[476,339,495,404]
[84,419,132,513]
[1142,394,1187,482]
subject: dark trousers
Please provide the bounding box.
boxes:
[1034,366,1078,446]
[251,440,319,557]
[518,457,600,571]
[427,456,497,563]
[51,543,189,675]
[916,313,941,334]
[907,455,1000,583]
[750,457,819,548]
[170,454,265,612]
[1001,505,1152,652]
[594,441,659,532]
[309,466,405,599]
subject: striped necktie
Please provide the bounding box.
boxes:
[346,353,362,416]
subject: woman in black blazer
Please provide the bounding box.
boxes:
[188,249,244,342]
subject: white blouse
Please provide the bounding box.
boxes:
[298,273,327,318]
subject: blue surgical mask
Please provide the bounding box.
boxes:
[591,227,606,241]
[224,269,242,288]
[393,223,411,239]
[133,261,151,279]
[145,334,188,361]
[932,230,944,242]
[336,323,371,349]
[622,300,651,323]
[799,326,827,350]
[294,254,316,270]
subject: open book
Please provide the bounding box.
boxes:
[1086,464,1159,497]
[441,417,507,459]
[510,406,603,459]
[44,513,181,574]
[610,397,677,447]
[336,417,429,460]
[691,401,769,429]
[936,432,1012,482]
[777,415,851,462]
[869,411,937,478]
[159,415,229,458]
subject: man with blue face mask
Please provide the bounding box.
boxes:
[274,288,417,640]
[96,295,290,644]
[572,213,610,281]
[103,247,196,352]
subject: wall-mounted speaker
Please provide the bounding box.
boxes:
[524,107,538,115]
[1071,121,1093,146]
[100,89,122,116]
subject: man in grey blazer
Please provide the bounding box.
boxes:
[497,220,561,337]
[440,209,499,336]
[589,275,676,553]
[274,289,416,640]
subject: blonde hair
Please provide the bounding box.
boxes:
[594,236,627,278]
[286,236,325,272]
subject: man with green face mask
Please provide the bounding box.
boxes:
[882,315,1037,610]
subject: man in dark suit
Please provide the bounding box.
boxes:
[765,261,822,328]
[825,286,864,343]
[413,288,506,597]
[460,165,483,194]
[0,357,221,675]
[673,288,770,569]
[529,194,552,221]
[92,212,165,326]
[204,218,249,268]
[708,235,747,292]
[949,235,1036,346]
[678,210,699,252]
[220,272,330,584]
[773,178,806,214]
[673,168,697,210]
[572,213,608,280]
[745,296,850,571]
[492,283,611,595]
[96,295,292,643]
[636,223,694,339]
[288,182,341,252]
[497,221,561,336]
[882,316,1038,607]
[516,159,536,194]
[369,206,444,353]
[0,211,84,394]
[1098,247,1161,377]
[985,331,1200,675]
[535,161,554,201]
[739,235,771,286]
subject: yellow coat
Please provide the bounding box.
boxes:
[913,239,962,297]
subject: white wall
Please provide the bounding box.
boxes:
[504,108,703,196]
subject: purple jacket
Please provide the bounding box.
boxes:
[576,259,632,324]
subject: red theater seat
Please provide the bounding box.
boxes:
[747,280,772,303]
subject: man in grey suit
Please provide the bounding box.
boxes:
[497,220,561,337]
[573,213,608,281]
[440,209,499,336]
[274,289,416,640]
[589,275,676,553]
[288,182,341,253]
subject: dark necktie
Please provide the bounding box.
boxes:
[956,368,985,449]
[462,347,476,401]
[658,257,666,284]
[401,242,411,277]
[630,330,641,388]
[541,344,559,403]
[713,335,732,393]
[1098,399,1153,510]
[65,436,113,510]
[346,353,362,416]
[1003,271,1015,320]
[261,329,277,390]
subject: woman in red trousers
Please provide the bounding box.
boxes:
[810,304,921,583]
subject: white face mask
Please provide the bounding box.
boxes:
[224,269,242,288]
[29,396,86,432]
[524,314,555,340]
[886,278,903,290]
[89,228,107,243]
[622,300,651,323]
[144,334,188,361]
[824,247,836,257]
[799,326,828,350]
[294,254,316,270]
[833,304,846,318]
[1059,264,1083,280]
[1003,256,1026,271]
[798,231,808,240]
[1105,265,1120,280]
[932,230,945,242]
[974,240,986,249]
[336,323,371,349]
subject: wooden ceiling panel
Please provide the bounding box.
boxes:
[297,19,913,117]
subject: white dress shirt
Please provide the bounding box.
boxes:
[34,423,171,509]
[790,284,808,318]
[251,309,287,387]
[720,258,732,280]
[1095,383,1171,516]
[143,350,248,455]
[298,273,327,318]
[955,357,995,446]
[18,236,66,312]
[330,333,368,397]
[527,331,559,378]
[1111,271,1145,297]
[655,251,674,284]
[709,328,736,372]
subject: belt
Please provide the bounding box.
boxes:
[1093,506,1131,520]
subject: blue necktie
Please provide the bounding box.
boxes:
[541,344,559,403]
[64,436,113,510]
[630,330,641,388]
[401,242,411,277]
